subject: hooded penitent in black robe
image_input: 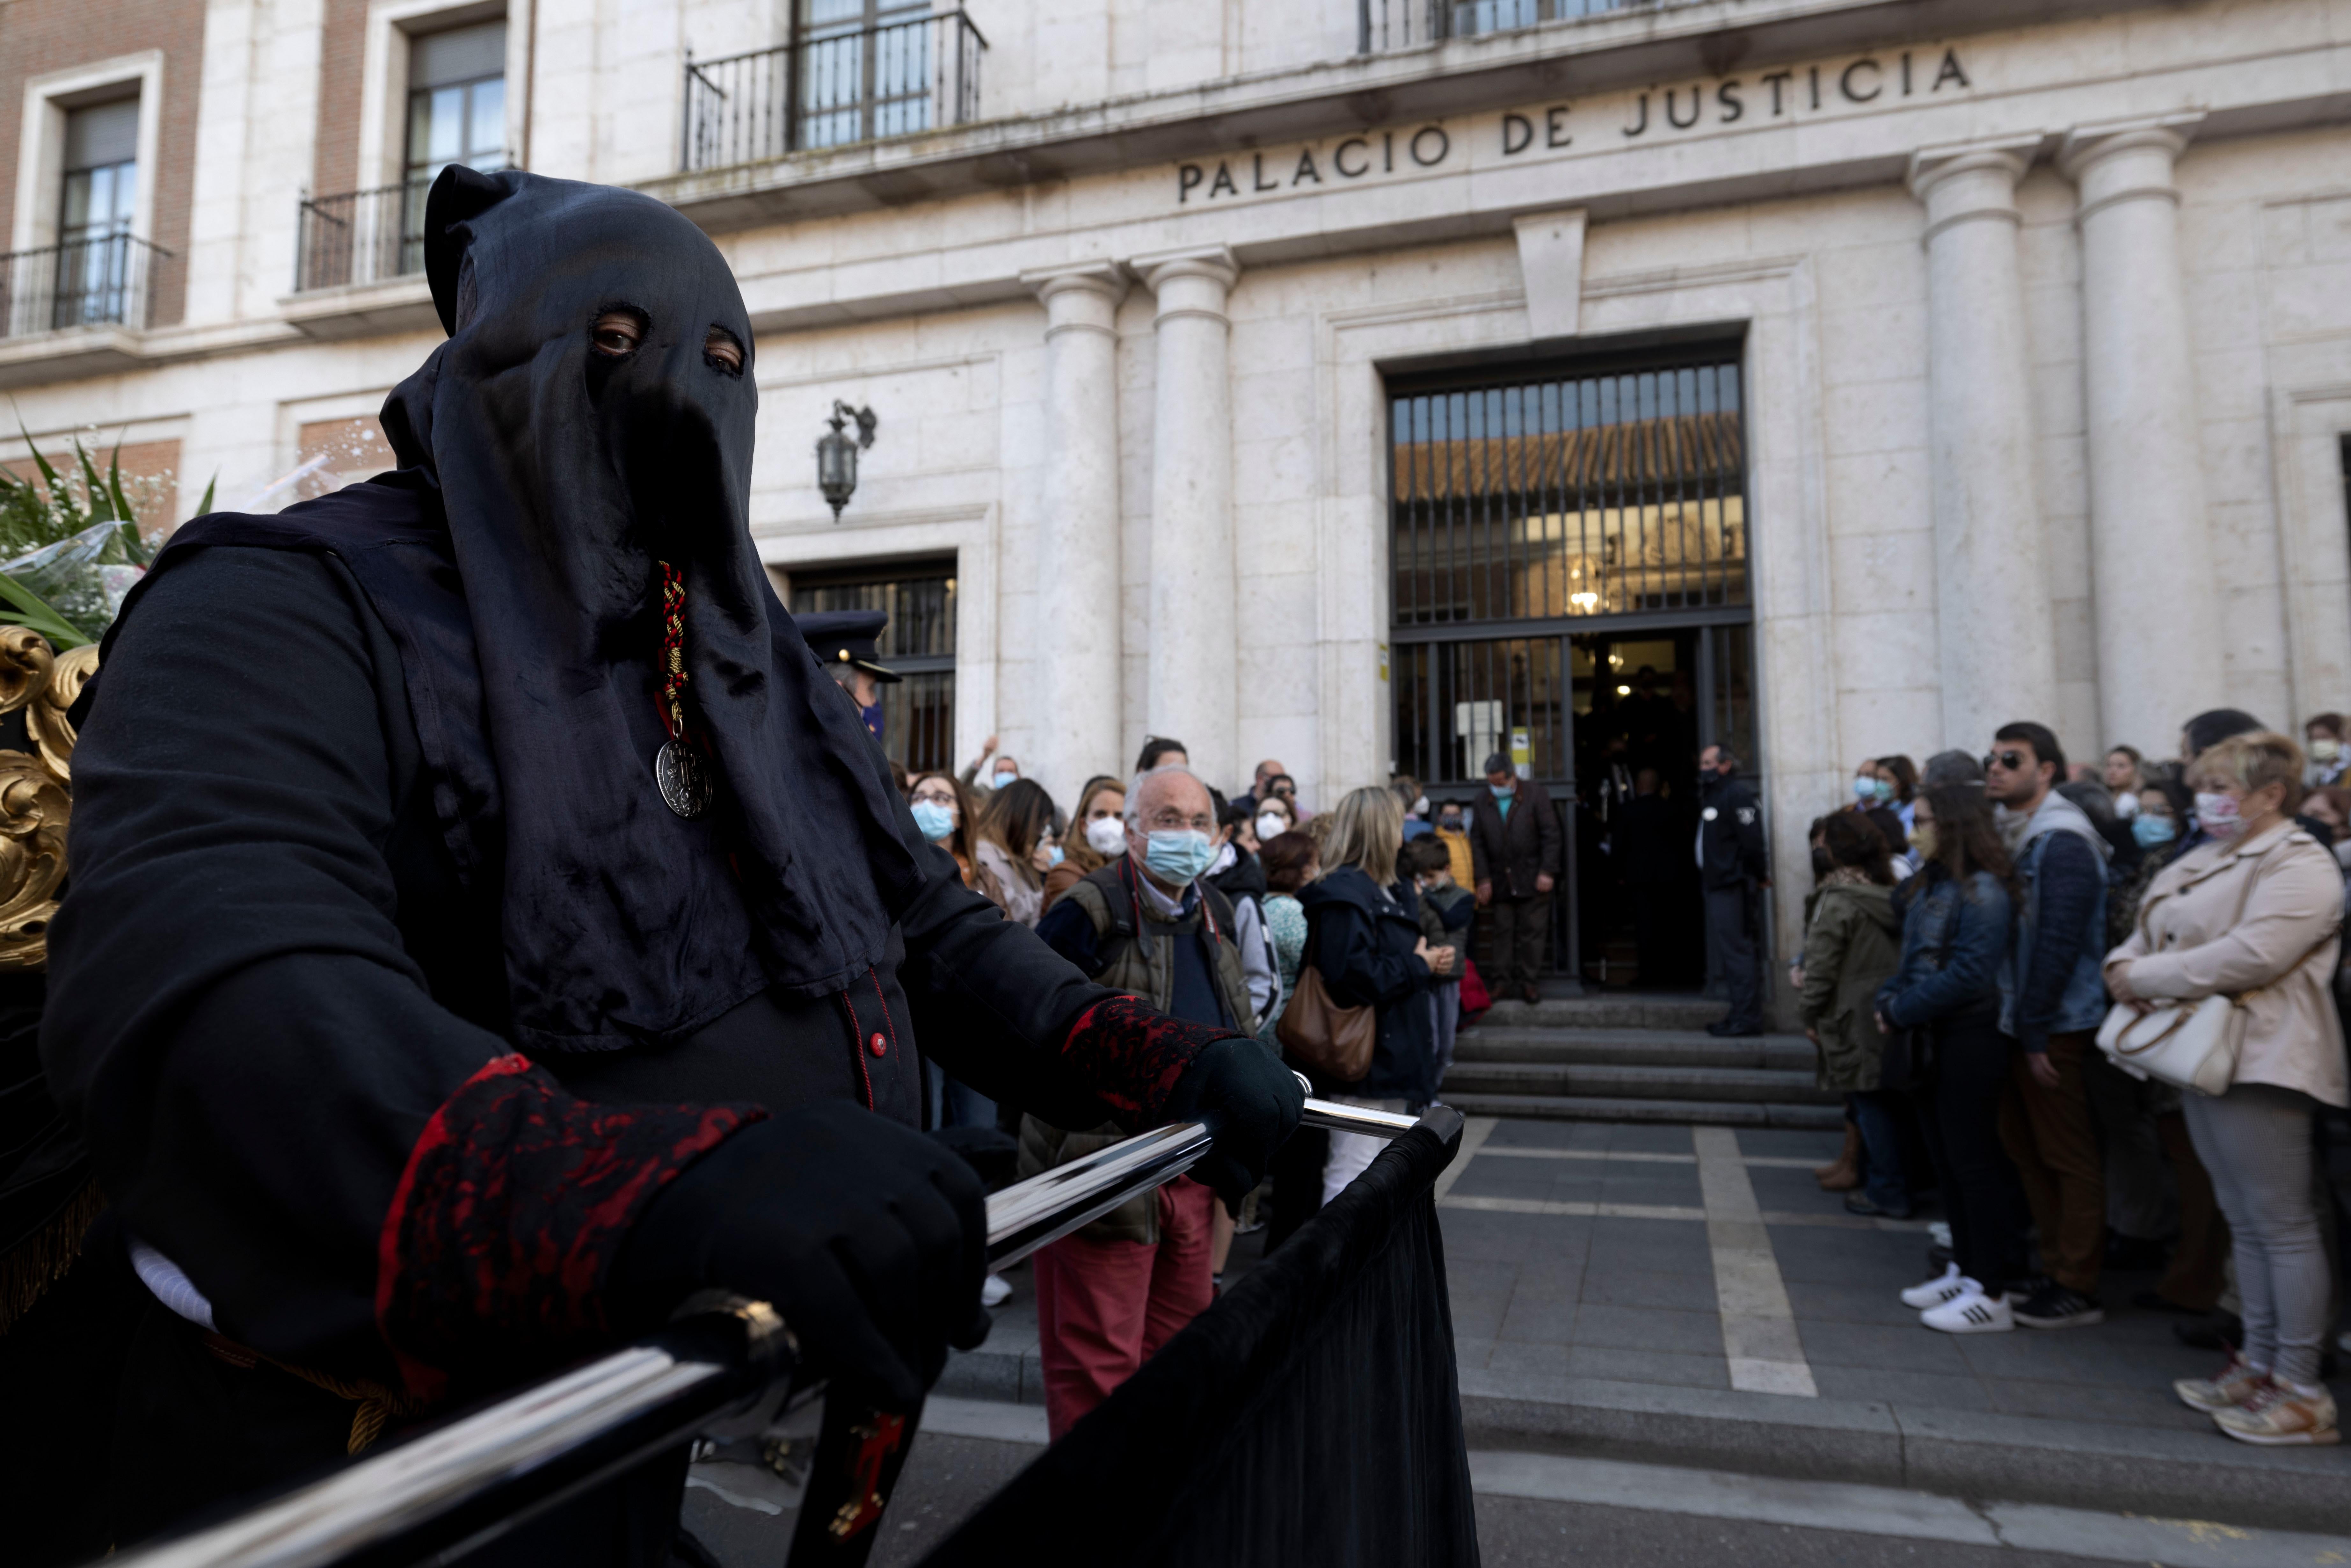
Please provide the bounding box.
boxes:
[37,168,1241,1555]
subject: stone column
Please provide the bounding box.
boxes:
[2060,118,2223,752]
[1907,142,2057,751]
[1134,245,1241,788]
[1021,261,1128,796]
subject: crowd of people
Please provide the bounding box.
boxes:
[885,737,1506,1439]
[1793,709,2351,1449]
[887,700,2351,1452]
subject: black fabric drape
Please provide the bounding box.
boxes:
[921,1112,1479,1568]
[102,167,925,1058]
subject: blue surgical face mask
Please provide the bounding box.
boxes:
[1490,781,1515,799]
[1853,777,1877,801]
[2131,813,2177,849]
[1872,779,1897,804]
[1044,843,1065,867]
[910,800,955,843]
[1144,829,1217,883]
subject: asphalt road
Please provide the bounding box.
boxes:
[681,1427,2351,1568]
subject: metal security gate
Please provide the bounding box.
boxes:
[1388,346,1756,988]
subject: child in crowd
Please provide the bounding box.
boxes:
[1404,837,1474,1093]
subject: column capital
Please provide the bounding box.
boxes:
[2057,111,2204,182]
[1131,244,1240,297]
[1020,259,1129,309]
[2059,113,2204,224]
[1909,134,2041,215]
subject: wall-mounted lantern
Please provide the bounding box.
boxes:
[817,400,879,521]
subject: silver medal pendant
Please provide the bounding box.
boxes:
[654,739,714,819]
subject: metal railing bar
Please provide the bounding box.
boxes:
[105,1311,785,1568]
[102,1096,1426,1568]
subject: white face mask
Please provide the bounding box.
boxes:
[1412,795,1429,816]
[1255,812,1287,844]
[1084,816,1128,856]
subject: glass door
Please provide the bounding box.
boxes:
[55,98,138,328]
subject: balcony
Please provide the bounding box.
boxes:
[0,233,170,341]
[681,9,987,174]
[1359,0,1710,50]
[284,182,444,341]
[296,183,424,293]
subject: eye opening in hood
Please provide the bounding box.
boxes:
[590,303,650,358]
[703,325,745,376]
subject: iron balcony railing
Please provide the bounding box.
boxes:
[0,233,170,339]
[100,1091,1430,1568]
[295,183,427,294]
[681,9,987,173]
[1360,0,1704,52]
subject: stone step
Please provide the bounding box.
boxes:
[1452,1027,1815,1072]
[1437,1059,1838,1106]
[1475,994,1723,1031]
[1435,1092,1846,1129]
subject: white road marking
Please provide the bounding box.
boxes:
[684,1472,786,1515]
[1441,1195,1707,1222]
[1474,1146,1828,1169]
[1692,1125,1818,1397]
[1468,1451,2351,1567]
[1429,1114,1496,1207]
[1439,1193,1923,1234]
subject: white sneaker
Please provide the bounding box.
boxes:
[1921,1287,2014,1334]
[1900,1263,1976,1310]
[1928,1221,1953,1247]
[981,1273,1012,1307]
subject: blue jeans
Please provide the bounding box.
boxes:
[926,1058,997,1131]
[1848,1090,1912,1217]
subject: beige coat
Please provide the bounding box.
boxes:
[2103,822,2348,1108]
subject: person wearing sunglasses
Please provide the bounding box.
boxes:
[1982,721,2114,1331]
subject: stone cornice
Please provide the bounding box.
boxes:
[643,0,2181,234]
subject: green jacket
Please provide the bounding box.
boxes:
[1018,863,1251,1244]
[1797,880,1903,1092]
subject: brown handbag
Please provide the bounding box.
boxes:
[1277,932,1377,1084]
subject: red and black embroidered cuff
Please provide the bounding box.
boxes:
[374,1054,764,1402]
[1059,996,1241,1125]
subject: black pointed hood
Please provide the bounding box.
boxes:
[121,167,923,1051]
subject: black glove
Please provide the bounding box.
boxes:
[611,1100,989,1411]
[1161,1034,1305,1203]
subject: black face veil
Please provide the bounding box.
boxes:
[371,166,922,1050]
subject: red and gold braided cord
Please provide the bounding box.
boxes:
[658,559,689,742]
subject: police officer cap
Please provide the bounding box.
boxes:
[796,610,902,683]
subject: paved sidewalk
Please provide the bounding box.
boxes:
[940,1115,2351,1530]
[683,1399,2351,1568]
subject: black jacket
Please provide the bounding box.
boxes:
[1293,868,1435,1101]
[1467,781,1563,901]
[1699,773,1768,891]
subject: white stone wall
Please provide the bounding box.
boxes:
[8,0,2351,985]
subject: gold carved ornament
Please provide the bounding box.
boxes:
[0,626,95,971]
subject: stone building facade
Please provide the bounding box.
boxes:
[3,0,2349,984]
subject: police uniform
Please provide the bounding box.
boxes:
[1698,767,1770,1036]
[797,609,899,744]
